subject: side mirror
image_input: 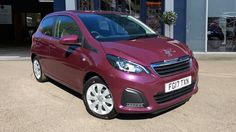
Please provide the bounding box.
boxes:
[59,35,80,45]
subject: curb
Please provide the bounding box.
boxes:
[194,53,236,60]
[0,56,31,61]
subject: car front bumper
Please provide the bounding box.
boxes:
[104,58,199,114]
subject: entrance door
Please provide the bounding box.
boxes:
[25,13,41,43]
[13,13,41,44]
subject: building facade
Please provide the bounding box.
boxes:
[0,0,53,44]
[54,0,187,47]
[54,0,236,53]
[1,0,235,53]
[187,0,236,52]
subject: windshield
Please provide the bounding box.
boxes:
[78,13,157,42]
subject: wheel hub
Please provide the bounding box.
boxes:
[97,95,103,102]
[86,83,114,115]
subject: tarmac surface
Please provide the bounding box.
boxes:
[0,59,236,132]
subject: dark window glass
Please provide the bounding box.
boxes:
[78,14,157,42]
[39,17,55,36]
[55,16,82,42]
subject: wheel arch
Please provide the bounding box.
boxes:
[31,53,37,62]
[83,71,107,86]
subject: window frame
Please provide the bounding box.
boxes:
[38,16,56,37]
[78,14,157,42]
[54,15,84,44]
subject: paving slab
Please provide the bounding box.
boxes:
[0,60,235,132]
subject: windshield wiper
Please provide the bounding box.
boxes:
[128,34,158,40]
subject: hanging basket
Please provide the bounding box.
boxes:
[161,11,178,25]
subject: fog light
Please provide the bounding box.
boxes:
[126,103,144,108]
[121,88,148,108]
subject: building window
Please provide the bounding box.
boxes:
[146,0,162,32]
[100,0,140,19]
[100,0,163,32]
[208,0,236,52]
[55,16,82,42]
[39,16,55,36]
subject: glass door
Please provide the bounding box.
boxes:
[25,13,41,43]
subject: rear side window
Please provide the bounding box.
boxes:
[39,17,55,36]
[55,16,82,42]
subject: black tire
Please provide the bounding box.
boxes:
[83,76,117,119]
[32,56,48,82]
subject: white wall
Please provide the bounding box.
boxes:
[186,0,207,52]
[164,0,174,38]
[65,0,76,10]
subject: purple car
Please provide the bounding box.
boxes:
[31,11,199,119]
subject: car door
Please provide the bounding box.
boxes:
[33,16,56,74]
[48,15,90,92]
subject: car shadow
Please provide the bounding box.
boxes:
[116,102,186,120]
[47,78,187,120]
[48,78,82,100]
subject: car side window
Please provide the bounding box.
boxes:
[55,16,82,43]
[39,17,55,36]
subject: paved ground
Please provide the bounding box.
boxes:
[0,60,236,132]
[1,46,236,61]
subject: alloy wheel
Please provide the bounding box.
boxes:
[86,83,114,115]
[33,59,41,80]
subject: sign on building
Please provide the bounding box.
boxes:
[0,5,12,24]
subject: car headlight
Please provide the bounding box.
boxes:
[106,54,150,74]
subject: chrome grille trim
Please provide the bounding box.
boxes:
[151,56,191,77]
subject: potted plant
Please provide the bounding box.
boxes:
[161,11,178,38]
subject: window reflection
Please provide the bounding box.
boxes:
[208,15,236,52]
[101,0,140,18]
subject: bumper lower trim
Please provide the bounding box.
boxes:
[152,98,190,115]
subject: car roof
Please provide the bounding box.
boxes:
[48,10,127,16]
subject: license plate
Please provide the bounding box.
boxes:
[165,76,192,93]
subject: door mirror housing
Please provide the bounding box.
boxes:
[59,35,80,45]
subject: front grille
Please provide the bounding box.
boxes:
[154,82,195,104]
[151,56,191,77]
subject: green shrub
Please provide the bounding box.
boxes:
[161,11,178,25]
